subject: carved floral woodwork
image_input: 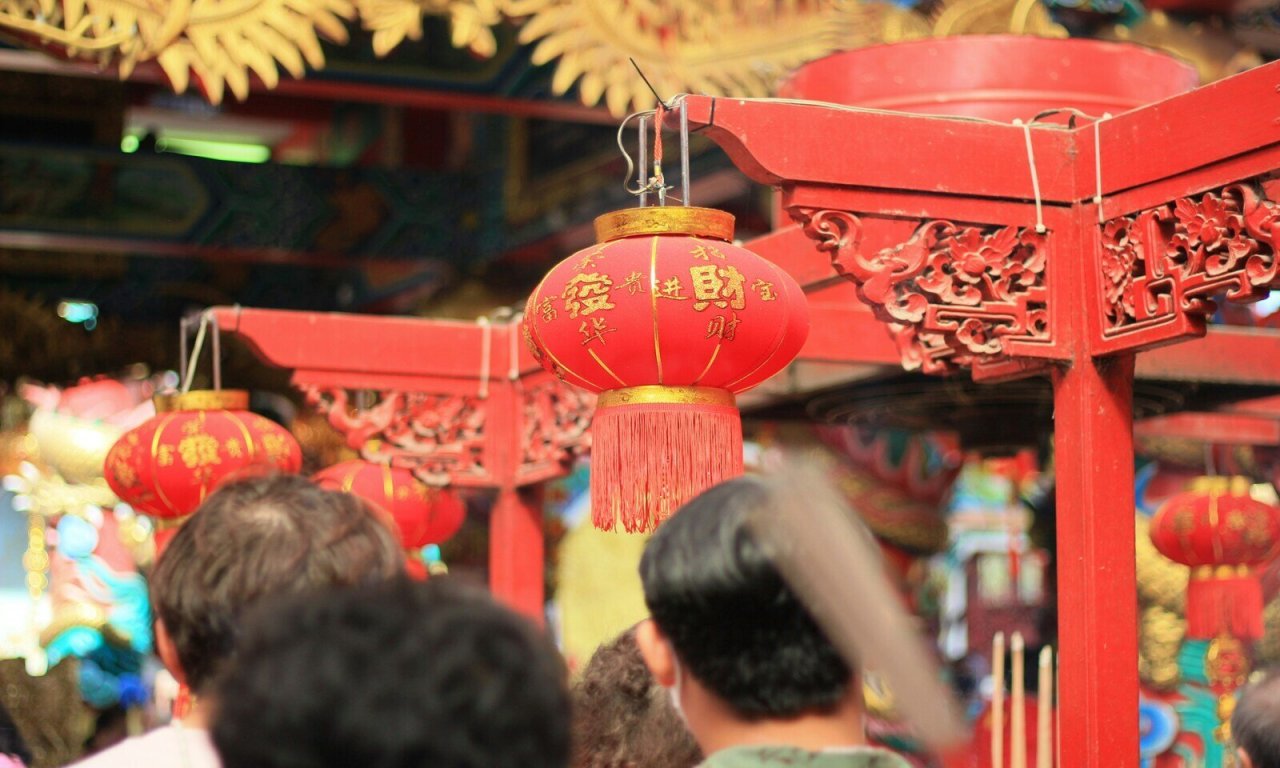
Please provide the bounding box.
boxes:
[518,378,594,483]
[302,376,592,487]
[303,386,489,484]
[791,207,1049,376]
[1099,178,1280,352]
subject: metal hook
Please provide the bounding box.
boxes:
[677,94,691,207]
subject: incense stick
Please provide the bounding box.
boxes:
[993,632,1005,768]
[1037,646,1054,768]
[748,464,968,749]
[1011,632,1026,768]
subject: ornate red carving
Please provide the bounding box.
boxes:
[791,207,1049,375]
[302,386,490,485]
[517,378,594,484]
[1099,180,1280,352]
[302,377,594,487]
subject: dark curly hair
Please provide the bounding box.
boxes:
[572,626,701,768]
[640,476,855,719]
[213,577,571,768]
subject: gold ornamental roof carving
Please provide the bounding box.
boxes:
[0,0,1255,110]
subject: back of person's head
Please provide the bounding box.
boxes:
[639,475,854,719]
[1234,670,1280,768]
[212,577,571,768]
[150,472,404,693]
[0,701,30,768]
[572,626,702,768]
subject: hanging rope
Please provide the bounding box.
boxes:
[1093,113,1112,224]
[477,316,492,399]
[1013,119,1047,234]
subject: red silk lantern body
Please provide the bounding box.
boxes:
[312,460,465,548]
[523,207,808,531]
[104,391,302,526]
[1150,476,1280,640]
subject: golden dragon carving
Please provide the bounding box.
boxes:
[0,0,1253,114]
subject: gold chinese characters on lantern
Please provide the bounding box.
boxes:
[103,390,302,548]
[523,207,808,533]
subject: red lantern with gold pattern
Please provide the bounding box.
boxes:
[1150,476,1280,640]
[523,207,808,532]
[103,391,302,547]
[312,460,465,548]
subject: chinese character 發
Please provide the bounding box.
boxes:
[621,271,645,296]
[752,278,777,301]
[657,276,689,300]
[562,273,616,317]
[690,243,726,261]
[690,264,746,311]
[706,313,742,341]
[580,317,617,346]
[539,297,557,322]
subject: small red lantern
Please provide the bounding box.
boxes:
[523,207,808,532]
[103,390,302,547]
[312,460,465,548]
[1150,476,1280,640]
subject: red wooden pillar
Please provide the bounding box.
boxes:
[490,485,546,622]
[1052,355,1138,764]
[488,488,545,622]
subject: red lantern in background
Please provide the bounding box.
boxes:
[104,391,303,548]
[523,207,809,532]
[313,460,466,577]
[1150,476,1280,641]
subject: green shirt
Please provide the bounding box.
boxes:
[700,745,913,768]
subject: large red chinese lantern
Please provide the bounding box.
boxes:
[103,390,302,546]
[1150,476,1280,641]
[312,460,465,548]
[523,207,808,532]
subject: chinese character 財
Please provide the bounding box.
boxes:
[562,273,616,317]
[690,264,746,311]
[706,313,742,341]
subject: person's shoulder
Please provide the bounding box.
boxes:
[68,726,220,768]
[699,745,912,768]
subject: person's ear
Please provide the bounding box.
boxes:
[154,619,187,686]
[1238,746,1254,768]
[635,618,677,688]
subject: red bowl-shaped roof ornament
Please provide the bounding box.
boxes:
[103,390,302,524]
[312,460,465,549]
[523,207,808,532]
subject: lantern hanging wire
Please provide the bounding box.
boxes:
[615,66,693,208]
[178,308,223,393]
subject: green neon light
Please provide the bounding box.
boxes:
[157,137,271,163]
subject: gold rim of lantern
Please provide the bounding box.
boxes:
[594,207,736,243]
[154,390,250,412]
[597,385,736,408]
[1188,475,1253,495]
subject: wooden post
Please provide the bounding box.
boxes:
[1051,353,1138,766]
[490,484,546,624]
